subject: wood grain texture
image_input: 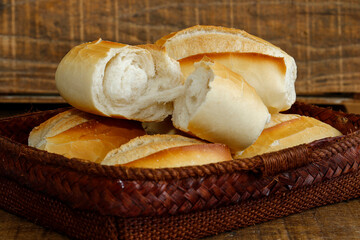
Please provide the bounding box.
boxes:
[207,199,360,240]
[1,0,360,97]
[0,95,65,103]
[298,95,360,114]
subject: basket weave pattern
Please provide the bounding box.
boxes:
[0,102,360,239]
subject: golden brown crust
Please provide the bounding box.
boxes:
[234,114,343,159]
[155,25,287,60]
[174,59,270,152]
[28,108,92,149]
[156,25,297,113]
[155,25,282,51]
[122,143,232,168]
[55,39,183,121]
[55,39,131,118]
[101,134,205,165]
[179,52,287,79]
[29,109,146,163]
[136,43,164,52]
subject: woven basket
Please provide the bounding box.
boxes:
[0,102,360,240]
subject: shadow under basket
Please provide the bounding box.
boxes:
[0,102,360,240]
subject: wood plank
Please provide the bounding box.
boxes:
[344,101,360,114]
[297,95,360,114]
[0,95,65,103]
[0,209,68,240]
[1,0,360,95]
[206,200,360,240]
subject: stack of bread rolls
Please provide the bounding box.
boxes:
[28,25,342,168]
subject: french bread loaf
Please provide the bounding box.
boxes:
[233,113,343,159]
[102,134,232,168]
[28,109,146,163]
[55,39,184,122]
[156,25,297,113]
[172,57,270,152]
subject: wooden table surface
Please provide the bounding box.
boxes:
[1,104,360,240]
[1,199,360,240]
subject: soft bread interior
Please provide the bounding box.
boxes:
[55,40,184,122]
[180,53,288,113]
[172,61,212,132]
[234,114,343,159]
[102,134,204,165]
[96,44,184,121]
[156,25,297,113]
[173,58,270,151]
[101,47,155,106]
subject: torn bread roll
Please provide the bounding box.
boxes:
[28,109,145,163]
[234,113,343,159]
[156,25,297,113]
[172,58,270,152]
[55,39,183,122]
[102,135,232,168]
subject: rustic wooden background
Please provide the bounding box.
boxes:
[1,0,360,103]
[1,1,360,239]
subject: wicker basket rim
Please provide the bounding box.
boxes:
[1,102,360,181]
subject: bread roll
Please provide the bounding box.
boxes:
[102,135,232,168]
[28,109,145,163]
[55,39,184,122]
[234,113,343,159]
[172,58,270,152]
[156,25,297,113]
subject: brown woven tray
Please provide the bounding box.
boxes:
[0,102,360,239]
